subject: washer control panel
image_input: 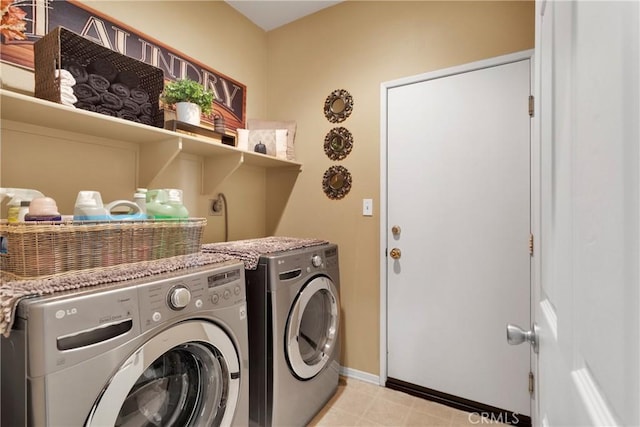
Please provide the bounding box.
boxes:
[138,263,245,332]
[168,285,191,310]
[311,254,323,268]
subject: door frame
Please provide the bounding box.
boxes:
[379,50,536,394]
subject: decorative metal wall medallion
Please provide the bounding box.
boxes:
[324,89,354,123]
[322,165,352,199]
[324,127,353,161]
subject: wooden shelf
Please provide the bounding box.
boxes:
[0,89,301,190]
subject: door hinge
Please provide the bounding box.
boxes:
[528,95,535,117]
[529,371,535,395]
[529,234,534,256]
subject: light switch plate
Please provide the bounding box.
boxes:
[363,199,373,216]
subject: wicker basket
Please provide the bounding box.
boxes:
[33,26,164,128]
[0,219,206,280]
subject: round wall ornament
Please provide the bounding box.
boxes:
[324,89,354,123]
[324,127,353,161]
[322,165,352,200]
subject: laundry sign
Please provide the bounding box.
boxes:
[0,0,246,129]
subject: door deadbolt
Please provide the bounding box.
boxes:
[390,248,401,259]
[506,323,539,354]
[391,225,401,235]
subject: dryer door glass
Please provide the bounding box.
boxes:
[114,343,227,427]
[286,276,340,379]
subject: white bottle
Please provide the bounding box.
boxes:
[17,201,30,222]
[133,189,148,218]
[8,200,30,223]
[73,191,109,221]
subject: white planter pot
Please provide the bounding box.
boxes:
[175,102,201,125]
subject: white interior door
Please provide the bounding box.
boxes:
[384,53,532,417]
[533,0,640,425]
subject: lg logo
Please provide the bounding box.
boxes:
[55,308,78,319]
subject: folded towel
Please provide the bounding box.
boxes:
[88,74,110,92]
[96,106,117,116]
[86,58,118,82]
[121,97,141,115]
[100,92,124,109]
[73,84,101,104]
[117,111,140,122]
[75,102,97,112]
[130,87,149,104]
[60,92,78,106]
[109,82,130,98]
[138,115,153,126]
[55,69,77,86]
[59,85,75,96]
[114,70,140,89]
[65,63,88,84]
[140,102,153,116]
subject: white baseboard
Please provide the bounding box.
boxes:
[339,366,381,386]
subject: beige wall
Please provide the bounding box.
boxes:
[1,1,534,377]
[0,1,270,242]
[267,1,534,375]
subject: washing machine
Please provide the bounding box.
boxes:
[245,243,341,427]
[1,260,249,427]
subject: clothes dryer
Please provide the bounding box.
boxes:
[1,260,249,426]
[245,243,341,427]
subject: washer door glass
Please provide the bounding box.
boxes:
[86,321,241,427]
[286,276,340,379]
[115,343,227,426]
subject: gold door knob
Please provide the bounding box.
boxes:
[391,225,401,235]
[390,248,401,259]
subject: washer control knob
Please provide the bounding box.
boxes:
[234,285,241,296]
[211,293,220,304]
[312,255,322,268]
[152,312,162,322]
[223,289,231,300]
[168,286,191,310]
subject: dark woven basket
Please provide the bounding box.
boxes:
[34,26,164,128]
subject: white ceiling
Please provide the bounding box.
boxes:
[225,1,343,31]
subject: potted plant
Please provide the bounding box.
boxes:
[161,78,215,125]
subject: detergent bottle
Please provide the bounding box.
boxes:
[165,189,189,219]
[74,191,145,221]
[105,200,145,220]
[73,191,109,221]
[0,188,45,223]
[146,189,189,219]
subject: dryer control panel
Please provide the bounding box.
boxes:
[138,262,246,332]
[265,243,340,291]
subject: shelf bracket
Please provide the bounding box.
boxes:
[138,137,182,188]
[202,152,244,194]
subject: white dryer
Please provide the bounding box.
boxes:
[245,243,341,427]
[1,260,249,426]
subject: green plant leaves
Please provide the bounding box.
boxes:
[161,79,215,114]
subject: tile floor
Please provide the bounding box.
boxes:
[308,376,503,427]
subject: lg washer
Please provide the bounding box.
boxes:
[1,260,249,426]
[245,243,341,427]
